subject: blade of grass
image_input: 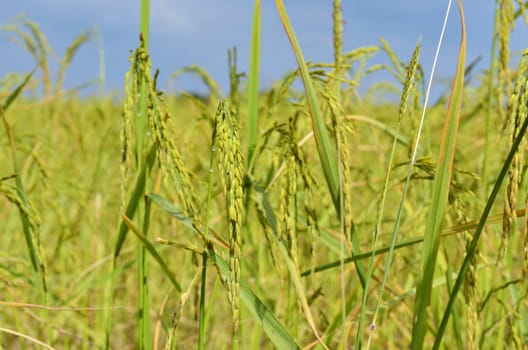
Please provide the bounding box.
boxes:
[442,246,464,350]
[1,69,47,303]
[433,52,528,350]
[274,0,339,210]
[114,144,158,258]
[276,242,329,349]
[121,213,181,292]
[148,193,229,249]
[209,250,301,350]
[198,251,207,350]
[411,1,466,348]
[2,69,34,111]
[247,0,261,169]
[148,194,300,349]
[482,0,503,201]
[94,24,106,96]
[105,143,157,349]
[250,177,329,348]
[301,207,527,276]
[0,327,55,350]
[199,111,222,350]
[366,5,453,339]
[274,0,367,289]
[359,39,421,349]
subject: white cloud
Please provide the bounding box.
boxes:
[150,0,197,34]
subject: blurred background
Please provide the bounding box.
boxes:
[1,1,527,98]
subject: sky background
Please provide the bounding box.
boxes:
[1,1,527,99]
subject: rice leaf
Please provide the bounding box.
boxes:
[1,69,47,304]
[149,194,300,349]
[433,51,528,350]
[2,69,34,111]
[113,143,158,258]
[120,213,182,292]
[247,0,261,168]
[411,1,466,348]
[274,0,340,212]
[302,207,527,276]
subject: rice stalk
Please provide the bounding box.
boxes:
[214,100,244,348]
[433,50,528,350]
[228,47,244,113]
[411,0,464,347]
[0,327,55,350]
[1,72,48,308]
[277,117,299,266]
[148,83,196,218]
[380,38,404,77]
[132,20,152,348]
[295,148,318,280]
[451,187,479,349]
[108,27,162,350]
[55,30,93,94]
[361,39,421,350]
[247,0,261,168]
[274,0,340,214]
[497,0,515,129]
[321,89,352,255]
[169,65,222,99]
[0,181,46,293]
[164,272,201,350]
[332,0,343,88]
[2,18,53,97]
[251,182,329,349]
[125,39,197,217]
[252,177,283,276]
[502,49,528,257]
[24,20,53,97]
[94,25,106,96]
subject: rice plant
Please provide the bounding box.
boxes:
[1,1,527,349]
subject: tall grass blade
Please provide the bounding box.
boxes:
[1,69,48,305]
[114,144,158,258]
[301,207,527,276]
[247,0,261,168]
[274,0,340,211]
[275,0,368,292]
[198,252,207,350]
[94,25,106,96]
[411,1,466,348]
[359,40,421,349]
[433,49,528,350]
[483,2,500,199]
[105,143,157,349]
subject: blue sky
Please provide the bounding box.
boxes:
[1,1,527,98]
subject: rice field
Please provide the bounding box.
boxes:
[1,0,528,349]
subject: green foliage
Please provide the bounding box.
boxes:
[1,2,528,349]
